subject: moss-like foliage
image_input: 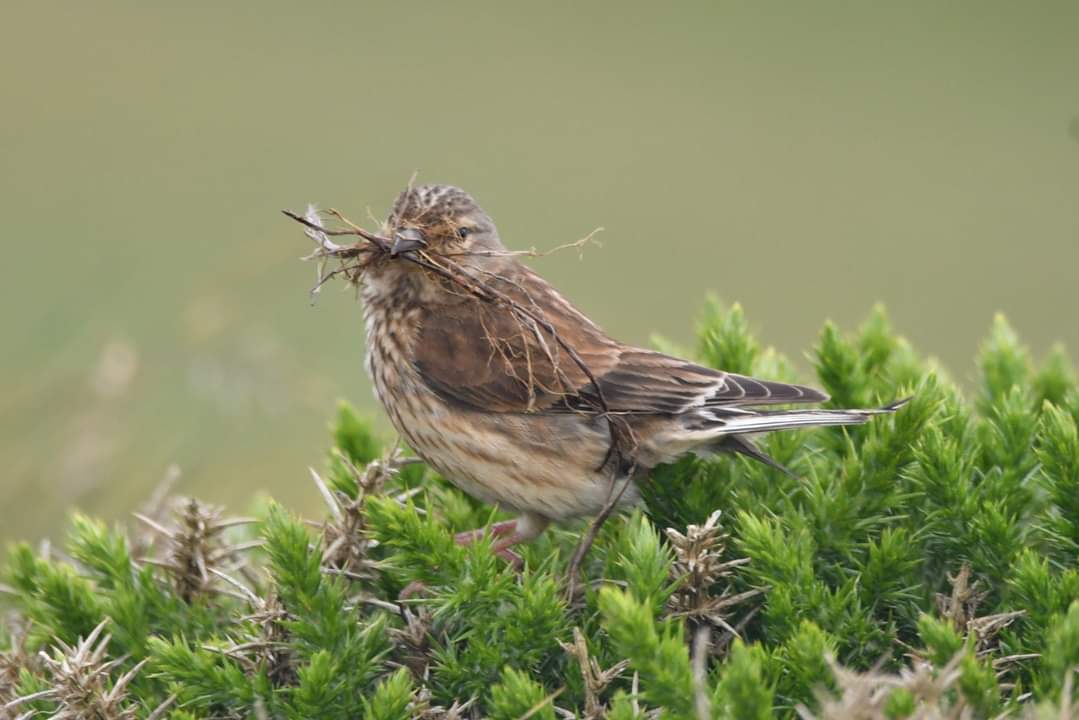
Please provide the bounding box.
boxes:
[4,303,1079,718]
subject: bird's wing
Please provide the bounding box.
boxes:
[412,266,619,413]
[581,349,828,414]
[413,266,827,414]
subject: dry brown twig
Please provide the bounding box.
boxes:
[130,464,182,558]
[796,651,1076,720]
[665,510,762,654]
[410,687,473,720]
[388,606,435,680]
[928,563,1035,683]
[200,566,297,688]
[935,564,985,633]
[0,619,35,713]
[3,619,172,720]
[691,626,712,720]
[313,443,424,585]
[559,627,629,719]
[283,204,639,596]
[796,652,966,720]
[135,497,259,603]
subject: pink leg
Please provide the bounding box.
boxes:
[399,518,538,599]
[491,537,524,568]
[454,514,551,568]
[454,519,518,546]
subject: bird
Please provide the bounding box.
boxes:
[354,184,904,560]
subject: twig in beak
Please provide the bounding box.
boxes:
[281,209,391,253]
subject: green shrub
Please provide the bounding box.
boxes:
[3,304,1078,718]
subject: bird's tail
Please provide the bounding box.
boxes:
[711,398,909,435]
[702,398,910,477]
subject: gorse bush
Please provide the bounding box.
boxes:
[3,301,1079,719]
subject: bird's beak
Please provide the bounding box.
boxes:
[391,228,427,258]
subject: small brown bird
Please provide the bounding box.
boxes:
[357,184,902,558]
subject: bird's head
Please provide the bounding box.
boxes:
[358,184,510,305]
[382,184,503,261]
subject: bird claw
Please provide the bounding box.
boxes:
[455,519,524,569]
[453,519,518,546]
[491,542,523,569]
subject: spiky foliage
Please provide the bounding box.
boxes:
[3,302,1079,718]
[2,619,169,719]
[665,510,760,647]
[134,498,257,603]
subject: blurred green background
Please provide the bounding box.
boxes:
[2,2,1077,542]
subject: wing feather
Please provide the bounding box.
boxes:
[411,264,828,415]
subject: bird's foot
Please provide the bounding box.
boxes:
[397,520,524,600]
[491,538,524,569]
[453,518,518,546]
[454,519,523,568]
[398,580,427,600]
[453,514,549,570]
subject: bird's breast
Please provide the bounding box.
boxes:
[362,296,430,427]
[360,296,634,519]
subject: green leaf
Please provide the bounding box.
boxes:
[331,400,382,466]
[814,320,869,410]
[607,511,674,617]
[1034,345,1075,408]
[978,313,1030,413]
[598,587,694,719]
[916,614,963,667]
[698,299,760,375]
[714,640,774,720]
[488,667,556,720]
[1037,404,1079,548]
[361,668,416,720]
[1041,601,1079,701]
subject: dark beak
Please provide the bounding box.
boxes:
[391,228,427,257]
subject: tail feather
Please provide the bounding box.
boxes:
[720,434,798,478]
[682,398,909,476]
[707,398,910,436]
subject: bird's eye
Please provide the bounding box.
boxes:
[456,226,472,239]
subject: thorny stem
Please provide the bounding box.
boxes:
[692,627,713,720]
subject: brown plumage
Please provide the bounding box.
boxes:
[358,184,903,553]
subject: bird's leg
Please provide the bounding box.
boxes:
[401,515,550,599]
[453,518,519,546]
[455,513,551,568]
